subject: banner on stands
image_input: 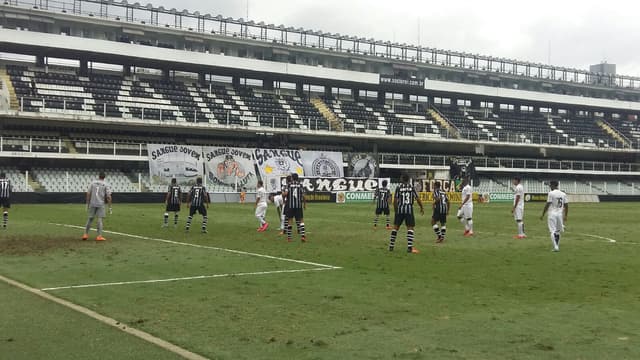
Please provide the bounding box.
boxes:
[301,151,344,177]
[281,177,383,193]
[347,153,377,178]
[147,144,204,186]
[254,148,304,180]
[203,146,257,190]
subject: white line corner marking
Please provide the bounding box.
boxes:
[46,223,341,291]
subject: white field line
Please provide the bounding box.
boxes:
[41,267,335,291]
[51,223,341,269]
[576,233,617,243]
[0,274,209,360]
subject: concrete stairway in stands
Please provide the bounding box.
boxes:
[0,68,19,110]
[429,107,460,139]
[311,97,343,131]
[597,120,630,148]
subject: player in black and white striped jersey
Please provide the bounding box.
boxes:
[283,173,306,242]
[373,180,391,230]
[432,181,450,243]
[389,175,424,253]
[185,177,210,234]
[0,173,11,229]
[163,178,182,228]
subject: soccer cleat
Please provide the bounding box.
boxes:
[301,235,307,243]
[81,234,89,241]
[435,236,444,244]
[385,225,392,230]
[409,248,420,254]
[513,234,528,239]
[463,230,469,236]
[262,222,269,231]
[278,231,285,236]
[552,248,559,252]
[162,223,168,228]
[95,235,106,241]
[201,229,208,234]
[465,231,474,237]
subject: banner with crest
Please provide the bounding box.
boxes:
[300,151,344,178]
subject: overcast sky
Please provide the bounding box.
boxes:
[152,0,640,76]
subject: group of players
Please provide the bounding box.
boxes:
[0,171,568,252]
[162,173,308,242]
[371,174,474,254]
[372,174,568,253]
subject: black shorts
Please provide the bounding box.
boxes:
[432,212,447,224]
[0,198,10,209]
[286,208,304,221]
[375,207,390,215]
[394,213,415,227]
[189,205,207,217]
[166,203,180,212]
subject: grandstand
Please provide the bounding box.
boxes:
[0,0,638,198]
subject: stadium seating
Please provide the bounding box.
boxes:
[34,168,138,193]
[6,65,328,131]
[437,106,620,147]
[0,168,34,192]
[325,97,443,136]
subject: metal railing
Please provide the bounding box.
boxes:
[11,96,640,150]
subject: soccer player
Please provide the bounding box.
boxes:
[255,180,269,232]
[82,172,112,241]
[185,177,210,233]
[283,173,306,242]
[270,192,286,235]
[432,181,450,244]
[163,178,181,228]
[373,180,391,230]
[457,177,474,237]
[389,174,424,253]
[512,176,527,239]
[0,173,11,229]
[540,181,569,252]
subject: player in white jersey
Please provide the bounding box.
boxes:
[456,177,474,237]
[270,192,286,234]
[255,180,269,232]
[82,172,112,241]
[511,176,527,239]
[540,181,569,252]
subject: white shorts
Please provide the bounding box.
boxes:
[547,213,564,234]
[458,205,473,219]
[513,207,524,221]
[255,204,267,218]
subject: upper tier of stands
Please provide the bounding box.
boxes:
[324,97,444,137]
[437,107,623,148]
[6,65,328,131]
[3,64,640,148]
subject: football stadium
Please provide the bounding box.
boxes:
[1,1,639,359]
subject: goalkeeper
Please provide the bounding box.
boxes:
[82,172,112,241]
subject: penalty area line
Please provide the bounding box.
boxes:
[50,223,341,270]
[0,274,209,360]
[41,267,336,291]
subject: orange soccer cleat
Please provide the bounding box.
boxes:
[81,234,89,241]
[95,235,106,241]
[410,248,420,254]
[301,235,307,243]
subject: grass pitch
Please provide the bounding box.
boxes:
[0,201,639,360]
